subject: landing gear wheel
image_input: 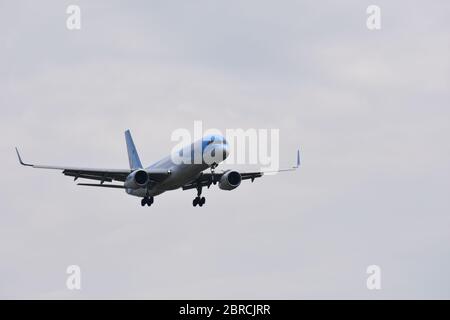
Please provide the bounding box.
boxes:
[193,196,205,207]
[193,186,204,207]
[141,197,154,207]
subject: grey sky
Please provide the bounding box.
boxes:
[1,0,449,298]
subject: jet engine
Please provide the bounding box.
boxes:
[124,169,149,189]
[219,170,242,190]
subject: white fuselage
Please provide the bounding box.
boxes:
[125,135,229,197]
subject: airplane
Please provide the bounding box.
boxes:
[15,130,300,207]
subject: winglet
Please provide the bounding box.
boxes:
[294,149,300,169]
[15,147,33,167]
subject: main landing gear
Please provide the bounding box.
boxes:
[141,196,154,207]
[193,186,206,207]
[192,163,217,207]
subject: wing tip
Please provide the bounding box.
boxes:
[15,147,32,167]
[294,149,300,169]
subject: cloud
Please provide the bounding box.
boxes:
[1,0,449,298]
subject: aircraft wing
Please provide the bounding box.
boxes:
[181,171,263,190]
[15,148,131,183]
[182,150,300,191]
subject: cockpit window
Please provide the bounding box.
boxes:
[205,135,227,145]
[206,136,215,145]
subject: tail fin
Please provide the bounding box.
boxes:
[125,130,143,169]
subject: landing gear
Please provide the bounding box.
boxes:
[141,196,154,207]
[193,196,206,207]
[210,163,218,185]
[192,186,206,207]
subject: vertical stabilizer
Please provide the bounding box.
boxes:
[125,130,143,170]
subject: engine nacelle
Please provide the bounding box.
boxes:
[124,169,149,189]
[219,170,242,190]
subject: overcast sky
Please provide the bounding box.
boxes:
[1,0,449,299]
